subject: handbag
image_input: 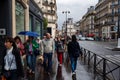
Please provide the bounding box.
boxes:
[3,57,14,78]
[57,42,64,53]
[58,48,64,52]
[34,49,40,56]
[3,71,11,79]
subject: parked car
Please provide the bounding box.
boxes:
[79,37,86,40]
[86,37,94,41]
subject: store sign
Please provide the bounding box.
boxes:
[0,29,6,35]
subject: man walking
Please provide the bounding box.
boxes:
[41,33,55,75]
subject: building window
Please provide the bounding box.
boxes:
[35,19,41,38]
[29,15,33,31]
[118,0,120,5]
[16,2,25,38]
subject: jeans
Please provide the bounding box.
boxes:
[43,53,53,73]
[27,54,36,71]
[70,56,78,72]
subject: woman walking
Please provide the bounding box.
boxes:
[56,36,64,66]
[24,36,39,74]
[14,36,25,56]
[67,35,81,80]
[1,36,24,80]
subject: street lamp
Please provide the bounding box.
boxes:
[111,0,120,49]
[118,0,120,35]
[62,11,70,44]
[117,0,120,48]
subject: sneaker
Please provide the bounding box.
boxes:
[72,72,76,75]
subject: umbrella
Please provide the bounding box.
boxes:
[18,31,39,37]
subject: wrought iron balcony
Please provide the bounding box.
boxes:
[114,11,120,16]
[42,1,48,5]
[48,19,56,23]
[42,1,55,7]
[110,4,120,9]
[104,13,114,17]
[49,2,55,7]
[104,21,115,26]
[94,23,103,27]
[42,9,55,15]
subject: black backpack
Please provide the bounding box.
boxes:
[70,42,80,57]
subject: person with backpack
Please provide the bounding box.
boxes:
[67,35,82,80]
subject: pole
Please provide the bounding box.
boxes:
[62,11,70,44]
[66,12,67,43]
[117,0,120,48]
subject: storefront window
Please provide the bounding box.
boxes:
[29,15,32,31]
[35,20,41,38]
[16,2,25,40]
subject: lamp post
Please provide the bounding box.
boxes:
[111,0,120,49]
[62,11,70,44]
[117,0,120,48]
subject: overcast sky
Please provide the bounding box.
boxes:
[56,0,98,29]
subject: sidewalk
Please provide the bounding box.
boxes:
[76,60,93,80]
[61,53,94,80]
[61,59,93,80]
[34,53,94,80]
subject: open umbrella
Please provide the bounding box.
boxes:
[18,31,39,37]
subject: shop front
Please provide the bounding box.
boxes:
[29,0,44,39]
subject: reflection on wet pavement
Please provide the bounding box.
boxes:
[56,65,64,80]
[34,53,93,80]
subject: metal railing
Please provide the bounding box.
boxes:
[80,47,120,80]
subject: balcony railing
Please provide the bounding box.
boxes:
[104,21,115,26]
[42,1,55,7]
[104,13,114,17]
[114,11,120,16]
[42,9,55,15]
[110,4,120,9]
[48,19,56,23]
[94,23,104,28]
[42,1,48,5]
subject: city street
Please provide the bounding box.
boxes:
[79,40,120,80]
[79,40,120,55]
[1,0,120,80]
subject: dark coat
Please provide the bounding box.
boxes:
[67,41,81,57]
[1,47,24,77]
[0,41,6,75]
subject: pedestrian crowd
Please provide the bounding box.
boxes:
[0,32,82,80]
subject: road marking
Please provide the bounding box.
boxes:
[105,47,113,50]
